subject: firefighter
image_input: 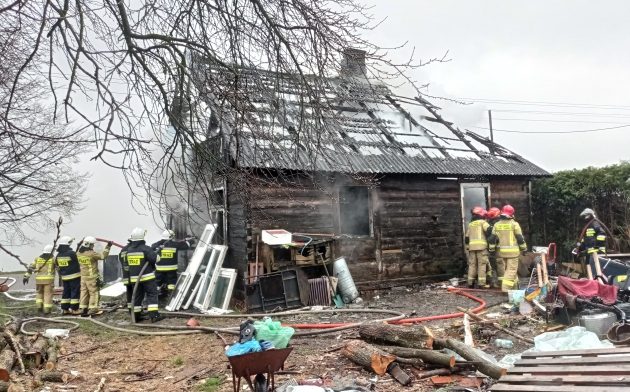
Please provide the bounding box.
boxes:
[489,205,527,292]
[577,208,606,278]
[55,236,82,314]
[77,236,113,316]
[485,207,502,288]
[118,240,132,313]
[127,227,164,322]
[465,206,490,288]
[151,229,191,299]
[23,244,56,314]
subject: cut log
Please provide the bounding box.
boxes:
[358,323,433,349]
[45,339,58,371]
[443,338,506,379]
[457,307,535,345]
[379,346,455,368]
[342,341,395,375]
[413,368,453,379]
[38,371,68,383]
[342,341,412,385]
[0,348,16,382]
[25,336,49,368]
[2,321,24,374]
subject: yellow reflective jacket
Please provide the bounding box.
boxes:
[77,246,111,279]
[466,218,490,251]
[29,254,55,282]
[489,218,527,258]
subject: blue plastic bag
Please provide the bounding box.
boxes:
[225,340,262,357]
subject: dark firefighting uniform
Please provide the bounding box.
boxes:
[579,219,607,277]
[126,240,160,319]
[151,239,190,295]
[489,216,527,292]
[55,245,81,311]
[28,253,55,313]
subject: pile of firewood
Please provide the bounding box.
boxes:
[341,322,507,386]
[0,319,65,391]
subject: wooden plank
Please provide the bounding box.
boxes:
[509,365,630,375]
[516,355,630,366]
[521,347,630,358]
[492,384,628,392]
[498,375,630,385]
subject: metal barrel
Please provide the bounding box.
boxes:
[333,257,359,303]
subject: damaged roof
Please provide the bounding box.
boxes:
[191,59,549,177]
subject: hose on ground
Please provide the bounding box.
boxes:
[0,277,35,302]
[20,317,81,335]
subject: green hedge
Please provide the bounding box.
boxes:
[531,162,630,260]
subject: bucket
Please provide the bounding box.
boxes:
[333,258,359,304]
[578,310,617,338]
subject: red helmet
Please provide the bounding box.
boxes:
[487,207,501,219]
[501,204,515,217]
[471,206,485,216]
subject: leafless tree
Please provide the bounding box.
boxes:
[1,0,446,234]
[1,11,87,265]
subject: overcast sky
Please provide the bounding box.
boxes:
[3,1,630,270]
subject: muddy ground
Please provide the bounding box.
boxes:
[0,280,550,392]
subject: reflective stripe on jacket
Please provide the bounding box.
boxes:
[30,254,55,282]
[119,244,130,285]
[466,218,490,251]
[55,245,81,281]
[489,218,527,258]
[151,239,190,272]
[78,246,111,279]
[580,220,606,254]
[126,241,157,283]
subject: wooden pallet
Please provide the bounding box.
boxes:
[491,347,630,392]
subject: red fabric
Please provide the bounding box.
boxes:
[557,276,618,305]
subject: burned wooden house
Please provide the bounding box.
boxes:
[185,50,549,298]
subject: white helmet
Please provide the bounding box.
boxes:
[161,229,175,240]
[82,236,97,247]
[43,244,54,253]
[57,236,74,247]
[129,227,146,241]
[580,208,596,219]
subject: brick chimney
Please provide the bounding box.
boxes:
[340,48,367,77]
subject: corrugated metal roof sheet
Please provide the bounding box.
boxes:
[192,62,550,177]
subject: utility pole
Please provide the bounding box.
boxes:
[488,110,495,155]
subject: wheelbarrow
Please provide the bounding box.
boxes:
[227,347,293,392]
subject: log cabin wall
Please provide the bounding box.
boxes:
[227,172,534,296]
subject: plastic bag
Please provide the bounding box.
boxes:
[254,317,295,349]
[533,326,613,352]
[225,340,262,357]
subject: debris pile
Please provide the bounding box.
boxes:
[0,319,69,391]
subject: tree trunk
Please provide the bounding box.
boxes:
[342,341,412,385]
[45,339,58,371]
[379,346,455,368]
[0,348,16,382]
[441,338,506,379]
[37,371,68,383]
[358,323,433,349]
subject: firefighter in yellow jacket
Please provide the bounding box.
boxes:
[465,207,490,288]
[77,236,112,316]
[489,204,527,292]
[23,244,56,314]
